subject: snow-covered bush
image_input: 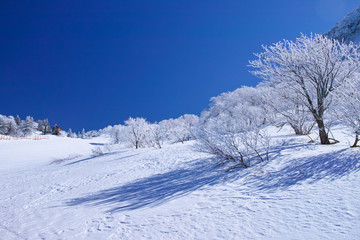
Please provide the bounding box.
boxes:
[196,87,271,168]
[201,86,271,124]
[91,144,115,157]
[170,114,199,143]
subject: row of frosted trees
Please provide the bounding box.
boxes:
[197,34,360,168]
[105,34,360,169]
[101,114,199,149]
[0,115,53,137]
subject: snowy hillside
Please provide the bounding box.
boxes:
[2,5,360,240]
[1,125,360,239]
[326,5,360,42]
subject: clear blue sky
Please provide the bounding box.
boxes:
[1,0,359,132]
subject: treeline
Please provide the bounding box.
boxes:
[66,128,100,139]
[102,34,360,170]
[5,34,360,172]
[196,34,360,168]
[99,114,199,149]
[0,115,58,136]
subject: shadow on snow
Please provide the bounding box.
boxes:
[65,151,130,166]
[66,158,234,212]
[248,148,360,192]
[66,143,360,212]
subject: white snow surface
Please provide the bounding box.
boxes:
[1,125,360,239]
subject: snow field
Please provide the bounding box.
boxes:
[0,125,359,239]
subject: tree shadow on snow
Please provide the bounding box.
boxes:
[65,151,128,166]
[248,148,360,192]
[66,158,234,212]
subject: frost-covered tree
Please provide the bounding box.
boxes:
[197,108,270,169]
[67,128,74,138]
[162,114,199,144]
[124,117,149,149]
[15,115,21,126]
[0,115,9,135]
[42,119,51,135]
[146,123,166,149]
[85,130,99,138]
[201,86,271,125]
[249,34,360,144]
[6,116,18,136]
[107,125,129,144]
[36,120,43,131]
[112,125,123,144]
[0,115,18,135]
[196,87,271,168]
[80,128,86,139]
[0,115,8,135]
[20,116,36,136]
[259,83,314,135]
[332,73,360,147]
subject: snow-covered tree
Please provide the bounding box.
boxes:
[0,115,18,135]
[249,34,360,144]
[42,119,51,134]
[112,125,123,144]
[259,83,314,135]
[80,128,86,139]
[15,115,21,126]
[196,106,270,169]
[332,73,360,147]
[20,116,36,136]
[85,130,99,138]
[0,115,8,135]
[146,123,166,149]
[107,125,129,144]
[67,128,74,138]
[124,117,150,149]
[161,114,199,144]
[196,87,271,168]
[201,86,271,125]
[6,116,18,136]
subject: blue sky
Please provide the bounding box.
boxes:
[1,0,359,132]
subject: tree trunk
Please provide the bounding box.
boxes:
[351,134,359,148]
[317,119,330,144]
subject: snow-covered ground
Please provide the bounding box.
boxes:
[1,125,360,239]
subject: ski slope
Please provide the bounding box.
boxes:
[0,125,360,239]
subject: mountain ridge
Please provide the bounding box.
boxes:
[326,5,360,42]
